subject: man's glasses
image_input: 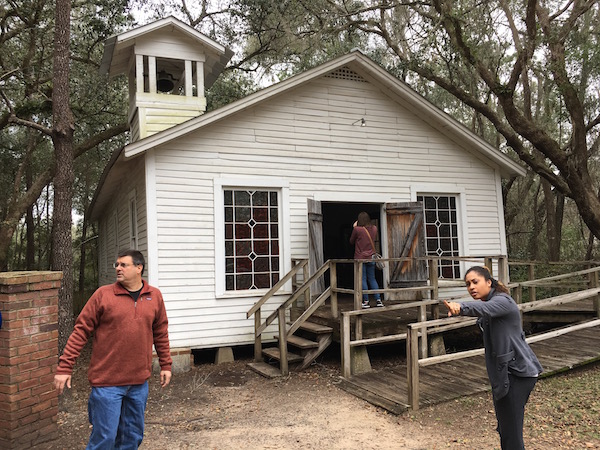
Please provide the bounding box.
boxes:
[113,262,137,268]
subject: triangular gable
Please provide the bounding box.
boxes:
[120,50,525,178]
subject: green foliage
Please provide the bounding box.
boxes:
[0,1,133,277]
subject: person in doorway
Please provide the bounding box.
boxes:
[54,249,172,449]
[444,266,542,450]
[349,211,384,308]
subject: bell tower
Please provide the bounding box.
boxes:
[100,17,233,141]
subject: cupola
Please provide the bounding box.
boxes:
[100,16,233,141]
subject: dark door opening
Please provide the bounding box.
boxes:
[321,202,383,290]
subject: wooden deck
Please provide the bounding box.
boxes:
[338,325,600,414]
[309,295,423,341]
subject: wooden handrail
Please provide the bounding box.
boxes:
[287,287,332,337]
[260,262,331,333]
[246,260,308,318]
[513,265,600,288]
[405,285,600,410]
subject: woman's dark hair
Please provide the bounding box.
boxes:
[357,211,371,227]
[118,249,145,275]
[464,265,509,294]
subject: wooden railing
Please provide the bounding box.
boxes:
[247,254,512,377]
[337,255,510,378]
[405,265,600,410]
[246,259,338,375]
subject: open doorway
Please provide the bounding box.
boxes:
[321,202,383,290]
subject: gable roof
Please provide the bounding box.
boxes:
[119,50,525,177]
[99,16,233,89]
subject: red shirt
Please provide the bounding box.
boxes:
[57,281,172,386]
[349,225,378,259]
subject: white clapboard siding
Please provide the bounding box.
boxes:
[97,157,148,286]
[138,72,507,349]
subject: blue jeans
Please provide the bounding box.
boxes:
[87,382,149,450]
[362,261,381,301]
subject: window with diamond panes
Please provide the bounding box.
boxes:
[417,195,460,279]
[224,190,280,290]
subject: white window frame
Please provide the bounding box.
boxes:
[214,177,291,298]
[128,190,138,249]
[411,184,469,279]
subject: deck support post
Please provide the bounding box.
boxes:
[330,261,338,319]
[528,263,536,302]
[254,309,263,362]
[341,312,351,378]
[407,325,420,410]
[303,263,310,308]
[354,261,363,339]
[497,256,509,284]
[589,269,600,318]
[418,296,427,359]
[278,308,289,376]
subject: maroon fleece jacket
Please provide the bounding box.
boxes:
[57,281,172,386]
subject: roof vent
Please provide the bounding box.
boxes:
[325,67,367,82]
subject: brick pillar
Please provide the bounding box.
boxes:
[0,271,62,449]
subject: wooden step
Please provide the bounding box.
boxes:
[262,347,304,363]
[247,361,282,379]
[275,334,319,349]
[298,321,333,334]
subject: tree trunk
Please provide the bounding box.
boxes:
[79,212,88,293]
[541,178,564,262]
[26,164,35,270]
[51,0,75,353]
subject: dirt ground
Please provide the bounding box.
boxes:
[47,345,600,450]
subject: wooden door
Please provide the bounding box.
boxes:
[308,199,325,295]
[385,202,427,288]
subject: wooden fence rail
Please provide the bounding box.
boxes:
[406,286,600,410]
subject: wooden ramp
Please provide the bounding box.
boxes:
[338,326,600,414]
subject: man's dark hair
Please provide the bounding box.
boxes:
[118,249,145,275]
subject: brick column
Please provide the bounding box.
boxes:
[0,271,62,449]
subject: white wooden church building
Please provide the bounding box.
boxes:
[90,16,525,359]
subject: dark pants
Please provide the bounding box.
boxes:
[493,374,537,450]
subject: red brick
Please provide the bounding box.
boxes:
[0,399,18,412]
[38,288,60,299]
[17,326,41,337]
[39,323,58,333]
[16,395,38,410]
[0,310,17,320]
[19,361,40,372]
[0,416,19,431]
[37,409,59,424]
[0,363,19,375]
[0,384,19,394]
[39,305,59,315]
[18,378,37,390]
[3,319,28,330]
[0,347,19,358]
[17,308,39,319]
[28,281,55,291]
[28,366,51,379]
[31,399,54,414]
[29,348,55,361]
[17,343,39,356]
[30,315,54,326]
[38,357,57,369]
[0,284,29,294]
[18,411,39,426]
[10,388,33,403]
[35,339,57,351]
[31,384,53,397]
[35,389,56,402]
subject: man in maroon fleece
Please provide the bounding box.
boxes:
[54,249,172,449]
